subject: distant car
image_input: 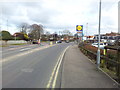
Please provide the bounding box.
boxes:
[65,40,69,43]
[32,40,38,44]
[91,43,107,49]
[57,40,62,43]
[108,42,115,46]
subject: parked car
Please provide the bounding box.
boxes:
[32,40,38,44]
[91,42,107,49]
[65,40,69,43]
[57,40,62,43]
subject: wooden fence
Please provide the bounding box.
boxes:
[79,45,120,83]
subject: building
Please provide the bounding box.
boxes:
[94,32,120,40]
[93,32,120,45]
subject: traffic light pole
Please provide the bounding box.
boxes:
[97,0,101,69]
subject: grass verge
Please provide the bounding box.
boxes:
[101,67,117,80]
[0,43,28,47]
[10,43,27,45]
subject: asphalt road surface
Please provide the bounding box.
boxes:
[2,43,48,58]
[2,42,73,88]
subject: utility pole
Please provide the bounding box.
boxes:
[7,19,8,30]
[0,8,1,32]
[97,0,101,69]
[118,1,120,34]
[86,23,88,40]
[117,1,120,46]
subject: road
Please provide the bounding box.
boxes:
[2,42,73,88]
[2,42,49,58]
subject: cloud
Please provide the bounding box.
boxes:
[0,0,119,35]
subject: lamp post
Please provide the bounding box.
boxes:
[97,0,101,69]
[118,1,120,46]
[86,23,88,40]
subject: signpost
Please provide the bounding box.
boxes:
[76,25,83,32]
[76,25,83,44]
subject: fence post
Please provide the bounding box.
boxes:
[117,47,120,83]
[103,48,107,69]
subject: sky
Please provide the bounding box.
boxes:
[0,0,119,36]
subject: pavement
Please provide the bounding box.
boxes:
[61,45,119,88]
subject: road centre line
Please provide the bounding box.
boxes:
[1,44,56,63]
[46,45,70,88]
[2,46,40,56]
[20,48,31,51]
[3,47,32,56]
[3,44,35,52]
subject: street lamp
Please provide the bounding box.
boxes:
[86,23,88,40]
[97,0,101,69]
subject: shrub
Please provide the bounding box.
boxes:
[1,30,12,41]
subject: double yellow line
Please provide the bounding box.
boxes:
[46,46,70,89]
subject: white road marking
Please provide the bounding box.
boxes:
[2,46,39,55]
[20,48,31,51]
[0,44,56,63]
[2,44,35,52]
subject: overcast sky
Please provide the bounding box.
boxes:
[0,0,119,35]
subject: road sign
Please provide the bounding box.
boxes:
[76,25,83,32]
[77,32,82,33]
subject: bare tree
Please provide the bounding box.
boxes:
[45,31,50,35]
[19,23,29,34]
[29,24,44,40]
[62,30,72,36]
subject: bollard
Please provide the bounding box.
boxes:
[50,41,53,45]
[103,49,106,55]
[102,49,107,68]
